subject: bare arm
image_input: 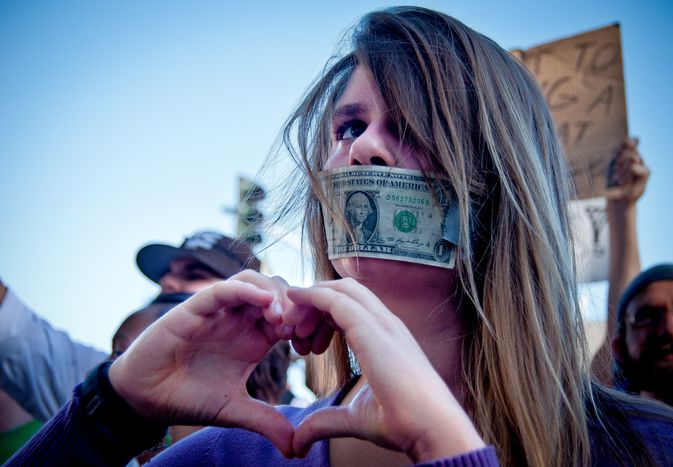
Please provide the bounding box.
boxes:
[591,138,649,384]
[0,279,107,420]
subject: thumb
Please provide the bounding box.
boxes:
[293,406,358,457]
[217,398,295,458]
[632,164,650,180]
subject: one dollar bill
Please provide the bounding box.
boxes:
[320,166,458,269]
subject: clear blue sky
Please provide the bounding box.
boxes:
[2,0,672,351]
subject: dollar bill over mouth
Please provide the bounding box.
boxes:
[320,166,458,269]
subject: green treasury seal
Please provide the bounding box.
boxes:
[394,210,416,233]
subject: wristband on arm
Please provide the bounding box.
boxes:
[80,361,168,452]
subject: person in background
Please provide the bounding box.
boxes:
[8,7,673,466]
[0,281,178,464]
[610,264,673,406]
[0,388,41,464]
[0,280,42,465]
[135,230,261,296]
[0,281,183,422]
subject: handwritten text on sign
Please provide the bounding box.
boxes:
[511,25,627,199]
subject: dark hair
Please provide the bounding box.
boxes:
[246,341,291,404]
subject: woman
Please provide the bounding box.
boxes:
[9,7,673,466]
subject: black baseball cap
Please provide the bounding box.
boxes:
[136,230,261,284]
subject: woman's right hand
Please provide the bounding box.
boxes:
[283,278,485,463]
[108,271,295,457]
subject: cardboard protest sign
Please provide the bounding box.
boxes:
[511,24,627,200]
[569,196,609,282]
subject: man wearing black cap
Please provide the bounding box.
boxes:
[136,230,260,295]
[0,230,261,423]
[611,264,673,406]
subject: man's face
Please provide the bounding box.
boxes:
[622,280,673,394]
[158,257,223,294]
[348,194,371,224]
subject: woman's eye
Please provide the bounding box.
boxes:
[336,120,367,140]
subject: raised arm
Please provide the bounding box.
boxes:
[0,279,108,420]
[591,138,650,385]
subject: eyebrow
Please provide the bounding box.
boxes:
[332,102,367,121]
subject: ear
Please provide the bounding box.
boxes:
[611,335,626,364]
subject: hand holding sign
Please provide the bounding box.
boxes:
[607,138,650,203]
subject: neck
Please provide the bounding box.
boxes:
[356,271,470,403]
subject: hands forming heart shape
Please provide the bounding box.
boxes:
[109,270,484,462]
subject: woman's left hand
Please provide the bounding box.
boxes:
[283,278,485,462]
[108,273,295,456]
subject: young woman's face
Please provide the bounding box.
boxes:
[323,67,454,290]
[324,67,426,171]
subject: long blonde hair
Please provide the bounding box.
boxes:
[271,7,645,466]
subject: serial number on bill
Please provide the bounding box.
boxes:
[385,195,430,205]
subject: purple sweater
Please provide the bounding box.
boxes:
[9,379,673,466]
[7,381,498,466]
[147,386,497,467]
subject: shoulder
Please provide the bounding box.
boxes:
[589,387,673,465]
[612,396,673,461]
[604,391,673,434]
[0,287,30,334]
[149,394,339,466]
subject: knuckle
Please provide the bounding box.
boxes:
[342,277,361,289]
[213,280,235,292]
[342,277,357,285]
[271,275,290,287]
[231,269,258,281]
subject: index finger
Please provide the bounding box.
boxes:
[181,281,275,318]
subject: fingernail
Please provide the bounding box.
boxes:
[273,301,282,316]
